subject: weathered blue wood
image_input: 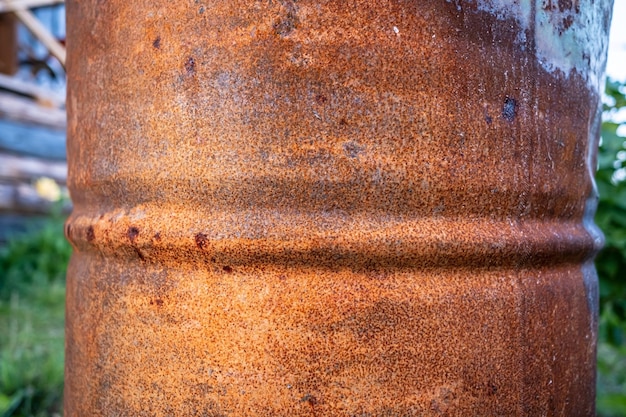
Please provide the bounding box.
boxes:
[0,119,66,160]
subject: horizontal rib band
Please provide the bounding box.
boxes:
[65,203,602,269]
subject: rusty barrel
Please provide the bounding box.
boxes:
[64,1,612,415]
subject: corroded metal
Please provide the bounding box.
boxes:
[65,1,612,415]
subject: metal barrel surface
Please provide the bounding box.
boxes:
[64,1,612,415]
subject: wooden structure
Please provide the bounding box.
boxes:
[0,0,66,242]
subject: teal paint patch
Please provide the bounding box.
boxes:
[476,0,613,92]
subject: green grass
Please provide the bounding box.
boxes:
[0,217,69,417]
[597,341,626,416]
[598,302,626,417]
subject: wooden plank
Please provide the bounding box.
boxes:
[0,182,53,214]
[0,91,66,129]
[0,181,69,214]
[0,0,64,13]
[0,119,66,160]
[0,152,67,183]
[0,13,17,74]
[0,73,64,107]
[13,8,65,68]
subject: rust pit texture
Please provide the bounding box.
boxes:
[64,1,612,416]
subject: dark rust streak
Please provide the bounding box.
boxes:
[184,56,195,76]
[86,225,95,242]
[134,247,146,261]
[127,226,139,243]
[195,233,210,250]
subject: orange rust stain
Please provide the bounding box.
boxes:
[64,0,607,415]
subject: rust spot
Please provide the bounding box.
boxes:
[127,226,140,242]
[488,382,498,395]
[210,257,216,263]
[86,225,95,242]
[558,0,573,12]
[273,1,298,37]
[152,36,161,49]
[198,5,205,14]
[222,265,233,273]
[150,298,164,307]
[301,393,318,408]
[195,233,210,250]
[153,232,161,241]
[273,18,297,36]
[184,56,196,76]
[502,97,517,122]
[561,15,574,31]
[343,141,364,158]
[339,118,348,126]
[314,94,327,104]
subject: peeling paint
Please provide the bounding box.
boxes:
[476,0,612,91]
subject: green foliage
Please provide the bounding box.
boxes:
[597,342,626,416]
[596,78,626,416]
[0,219,71,302]
[0,216,70,417]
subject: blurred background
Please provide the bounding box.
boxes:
[0,1,624,416]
